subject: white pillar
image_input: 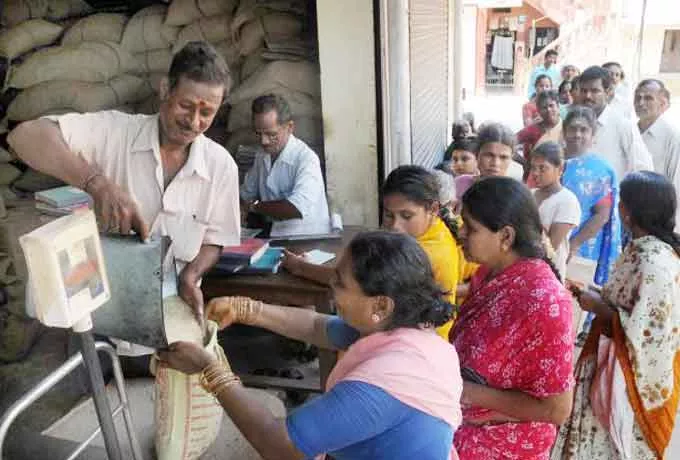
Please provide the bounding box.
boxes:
[452,0,464,122]
[380,0,412,177]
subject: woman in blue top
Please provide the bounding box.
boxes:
[562,106,622,288]
[159,231,463,460]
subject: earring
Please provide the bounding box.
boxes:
[371,314,380,323]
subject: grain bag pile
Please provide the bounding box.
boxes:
[0,0,324,191]
[119,4,179,115]
[225,0,323,173]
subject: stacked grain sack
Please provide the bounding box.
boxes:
[1,0,94,28]
[167,0,240,88]
[226,0,323,176]
[162,0,241,146]
[4,8,152,122]
[120,4,179,115]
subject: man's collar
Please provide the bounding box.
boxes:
[270,134,298,165]
[642,112,667,137]
[130,114,210,181]
[597,104,612,125]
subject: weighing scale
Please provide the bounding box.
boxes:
[0,211,154,460]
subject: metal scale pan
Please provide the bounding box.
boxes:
[92,235,173,349]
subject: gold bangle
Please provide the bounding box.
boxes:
[212,376,241,396]
[232,297,263,325]
[199,362,240,395]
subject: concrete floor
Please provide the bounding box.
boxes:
[0,325,289,460]
[43,379,286,460]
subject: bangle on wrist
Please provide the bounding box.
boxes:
[82,172,103,193]
[199,362,240,396]
[233,297,263,325]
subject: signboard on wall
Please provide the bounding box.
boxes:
[464,0,523,7]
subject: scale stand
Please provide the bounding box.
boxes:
[0,210,145,459]
[73,316,123,460]
[0,314,144,460]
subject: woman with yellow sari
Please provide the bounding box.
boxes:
[551,171,680,460]
[282,165,475,339]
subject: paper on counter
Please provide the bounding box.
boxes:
[304,249,336,265]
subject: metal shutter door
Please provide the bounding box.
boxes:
[409,0,449,168]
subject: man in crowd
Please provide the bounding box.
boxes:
[527,50,560,100]
[603,61,633,119]
[635,78,680,229]
[8,41,240,337]
[579,65,653,180]
[241,94,329,237]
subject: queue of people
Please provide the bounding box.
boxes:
[5,38,680,459]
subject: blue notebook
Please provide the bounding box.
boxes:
[238,247,284,274]
[35,185,91,208]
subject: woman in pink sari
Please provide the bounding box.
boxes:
[451,177,575,459]
[159,231,463,460]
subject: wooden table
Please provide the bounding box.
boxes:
[201,227,367,393]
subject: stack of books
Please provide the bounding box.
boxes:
[35,185,91,216]
[214,239,284,275]
[215,238,269,274]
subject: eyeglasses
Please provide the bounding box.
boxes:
[253,128,282,142]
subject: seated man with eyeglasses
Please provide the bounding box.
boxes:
[240,94,329,237]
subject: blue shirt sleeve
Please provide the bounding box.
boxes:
[286,381,409,458]
[325,316,360,350]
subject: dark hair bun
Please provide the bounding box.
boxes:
[420,298,455,327]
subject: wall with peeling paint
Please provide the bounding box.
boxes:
[316,0,380,227]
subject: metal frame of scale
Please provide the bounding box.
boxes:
[0,340,144,460]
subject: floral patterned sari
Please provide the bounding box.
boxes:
[551,236,680,460]
[450,258,574,459]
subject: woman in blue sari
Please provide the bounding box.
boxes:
[562,106,621,288]
[562,106,622,337]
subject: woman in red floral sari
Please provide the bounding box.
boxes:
[450,177,575,460]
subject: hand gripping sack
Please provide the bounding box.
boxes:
[154,318,225,460]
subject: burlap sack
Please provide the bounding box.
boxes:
[240,50,266,81]
[136,93,161,115]
[1,0,49,27]
[9,41,140,89]
[46,0,94,22]
[146,72,165,93]
[231,0,307,35]
[7,74,153,121]
[11,168,64,192]
[235,12,303,57]
[0,19,64,60]
[227,90,321,133]
[121,5,179,53]
[0,164,22,185]
[61,13,128,46]
[0,147,13,163]
[134,48,173,74]
[213,39,240,68]
[227,61,320,105]
[0,204,52,362]
[165,0,238,27]
[172,14,232,55]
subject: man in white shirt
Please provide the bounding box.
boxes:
[241,94,329,237]
[635,79,680,229]
[8,42,240,328]
[527,50,561,99]
[603,61,634,120]
[579,65,653,180]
